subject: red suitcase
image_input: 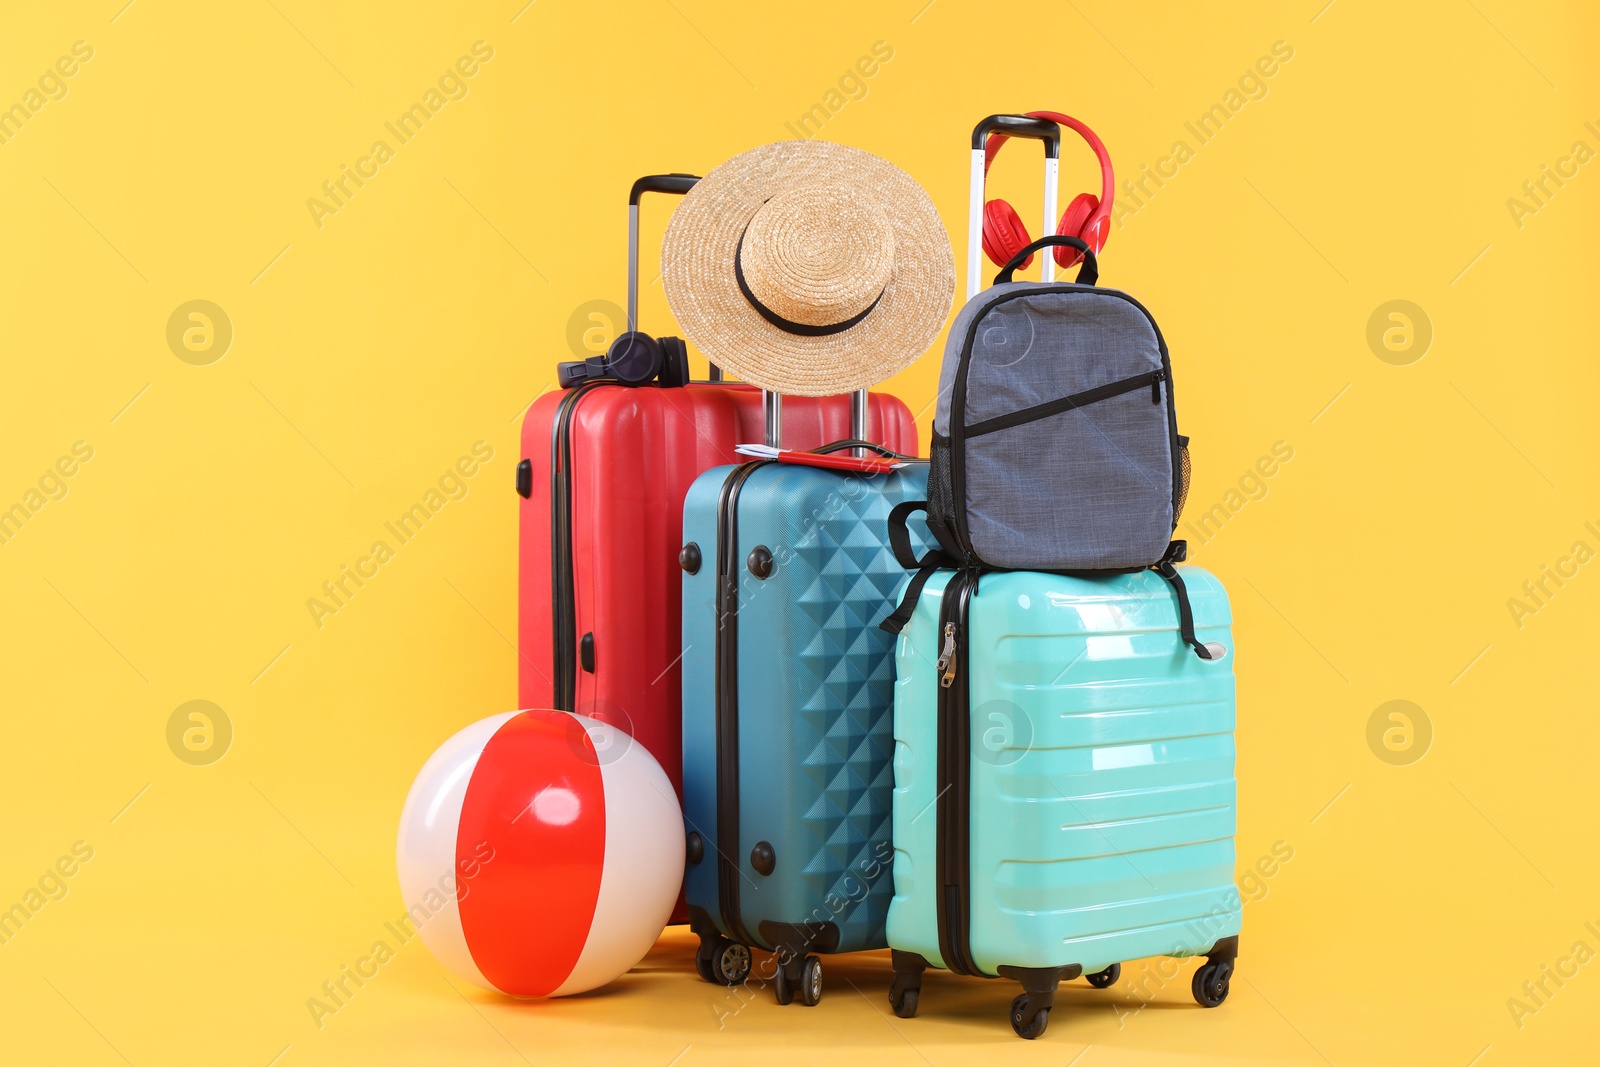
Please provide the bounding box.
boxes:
[514,176,918,913]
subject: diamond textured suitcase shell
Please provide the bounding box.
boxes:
[681,460,930,956]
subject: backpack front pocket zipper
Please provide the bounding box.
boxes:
[964,368,1167,439]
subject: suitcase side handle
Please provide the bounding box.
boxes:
[808,439,910,459]
[968,115,1062,299]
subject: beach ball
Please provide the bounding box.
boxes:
[396,709,683,997]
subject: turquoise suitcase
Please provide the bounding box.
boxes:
[886,565,1240,1039]
[681,447,930,1006]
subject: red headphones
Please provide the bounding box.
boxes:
[982,110,1114,270]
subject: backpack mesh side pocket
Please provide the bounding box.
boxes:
[925,433,961,556]
[1175,435,1192,525]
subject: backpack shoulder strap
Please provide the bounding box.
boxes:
[880,501,953,635]
[1152,541,1226,660]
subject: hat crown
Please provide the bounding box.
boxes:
[739,184,895,328]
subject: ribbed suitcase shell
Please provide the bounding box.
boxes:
[517,383,916,784]
[888,567,1239,976]
[681,460,928,959]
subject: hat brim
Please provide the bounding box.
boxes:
[662,140,954,397]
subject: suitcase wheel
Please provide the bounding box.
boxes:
[800,955,823,1007]
[714,940,752,986]
[1009,993,1050,1040]
[889,986,919,1019]
[888,950,925,1018]
[1191,959,1233,1008]
[695,936,751,986]
[1085,963,1121,989]
[773,953,822,1006]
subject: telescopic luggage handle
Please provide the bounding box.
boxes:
[968,115,1062,298]
[627,173,699,334]
[559,173,709,389]
[761,389,872,451]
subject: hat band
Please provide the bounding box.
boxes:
[733,227,886,337]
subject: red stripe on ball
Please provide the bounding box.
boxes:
[456,710,607,996]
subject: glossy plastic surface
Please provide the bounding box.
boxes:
[396,711,516,991]
[553,713,685,996]
[395,710,683,997]
[457,709,607,995]
[887,568,1240,976]
[681,461,931,954]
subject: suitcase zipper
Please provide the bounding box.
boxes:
[937,623,958,688]
[934,570,981,977]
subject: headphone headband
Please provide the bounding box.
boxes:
[984,110,1115,246]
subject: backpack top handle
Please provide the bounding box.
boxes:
[993,235,1098,287]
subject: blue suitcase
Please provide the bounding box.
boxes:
[885,565,1240,1039]
[680,396,928,1006]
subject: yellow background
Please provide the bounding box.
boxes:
[2,1,1596,1064]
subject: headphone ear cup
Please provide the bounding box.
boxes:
[1054,193,1099,267]
[982,199,1033,270]
[606,331,663,386]
[657,336,690,388]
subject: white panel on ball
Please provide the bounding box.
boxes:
[395,711,517,991]
[551,714,685,996]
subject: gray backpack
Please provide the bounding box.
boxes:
[883,234,1215,659]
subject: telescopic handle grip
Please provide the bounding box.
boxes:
[970,114,1061,154]
[967,115,1063,298]
[628,173,698,205]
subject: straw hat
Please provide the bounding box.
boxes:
[661,140,955,396]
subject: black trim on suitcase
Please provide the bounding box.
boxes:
[711,460,767,948]
[548,382,601,711]
[759,920,841,956]
[934,568,983,977]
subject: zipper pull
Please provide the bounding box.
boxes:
[1151,375,1162,404]
[937,622,959,688]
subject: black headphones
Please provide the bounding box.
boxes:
[557,331,690,389]
[557,173,700,391]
